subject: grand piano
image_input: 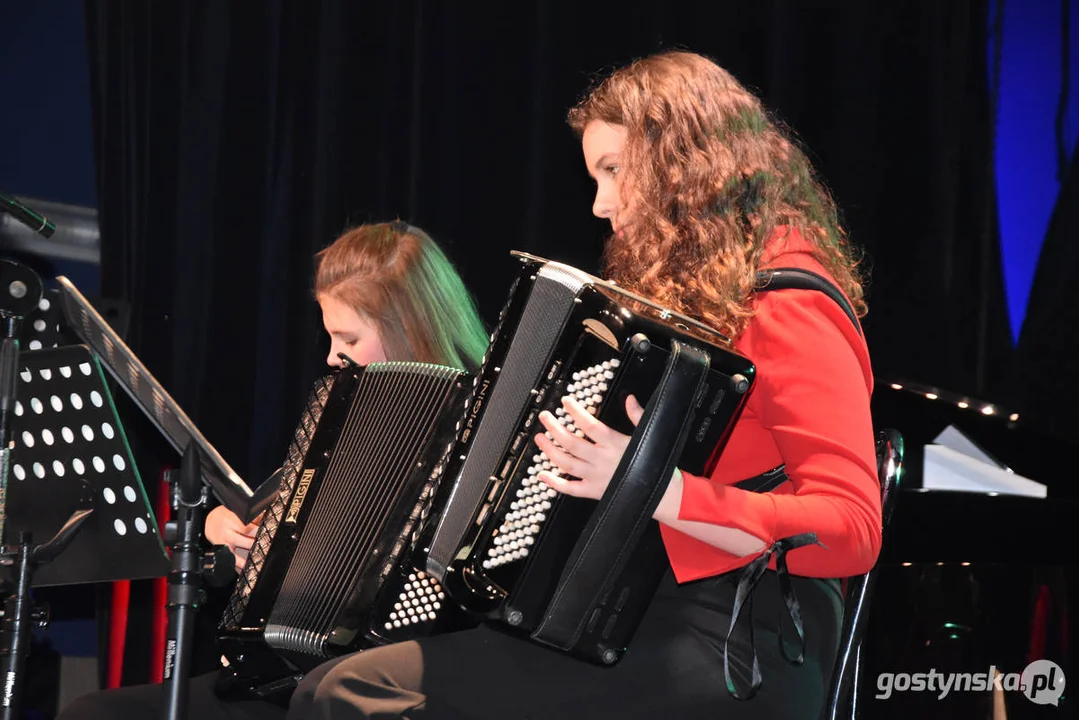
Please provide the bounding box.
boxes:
[861,379,1075,718]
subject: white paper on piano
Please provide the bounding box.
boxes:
[922,425,1047,498]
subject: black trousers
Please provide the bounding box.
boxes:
[57,570,841,720]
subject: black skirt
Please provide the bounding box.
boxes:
[287,567,845,720]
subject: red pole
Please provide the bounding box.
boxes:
[150,467,173,682]
[105,580,130,688]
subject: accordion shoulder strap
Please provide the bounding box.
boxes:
[720,266,864,700]
[755,267,862,337]
[732,464,789,493]
[732,266,864,497]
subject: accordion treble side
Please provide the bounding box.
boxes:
[420,251,757,665]
[217,361,475,696]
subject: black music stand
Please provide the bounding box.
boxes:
[15,287,67,352]
[4,344,169,587]
[0,258,165,719]
[0,344,169,719]
[16,286,132,355]
[51,276,259,519]
[0,258,48,720]
[47,275,268,720]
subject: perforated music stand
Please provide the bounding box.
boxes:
[16,287,131,354]
[4,344,169,586]
[15,288,67,352]
[51,275,260,519]
[48,278,284,719]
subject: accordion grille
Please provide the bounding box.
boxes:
[425,265,584,578]
[219,374,336,631]
[263,363,461,656]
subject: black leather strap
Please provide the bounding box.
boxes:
[243,465,285,525]
[716,268,858,700]
[732,464,788,493]
[755,267,862,337]
[531,339,712,650]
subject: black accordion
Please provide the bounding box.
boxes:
[216,362,476,697]
[420,251,756,665]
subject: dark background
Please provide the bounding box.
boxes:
[2,0,1077,714]
[80,0,1079,485]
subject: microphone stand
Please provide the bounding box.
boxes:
[162,443,210,720]
[0,260,95,719]
[0,192,56,239]
[0,259,42,720]
[1,507,94,719]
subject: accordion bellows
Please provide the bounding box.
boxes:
[217,362,473,692]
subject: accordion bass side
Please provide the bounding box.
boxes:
[421,252,756,665]
[216,362,476,696]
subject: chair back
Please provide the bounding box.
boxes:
[821,428,904,720]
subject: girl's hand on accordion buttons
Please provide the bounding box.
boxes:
[535,394,645,500]
[205,505,262,573]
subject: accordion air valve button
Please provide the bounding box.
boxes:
[731,374,750,394]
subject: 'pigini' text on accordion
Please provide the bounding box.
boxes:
[420,251,757,666]
[216,362,476,698]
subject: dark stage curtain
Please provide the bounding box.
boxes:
[1015,148,1079,445]
[82,0,1078,690]
[81,0,1014,475]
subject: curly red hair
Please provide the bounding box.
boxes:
[568,51,866,339]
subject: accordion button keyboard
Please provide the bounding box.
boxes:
[480,359,619,572]
[384,572,445,631]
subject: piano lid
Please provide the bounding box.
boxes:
[872,377,1078,500]
[871,378,1077,563]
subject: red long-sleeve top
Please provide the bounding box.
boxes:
[660,230,883,582]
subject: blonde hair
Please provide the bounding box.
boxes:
[314,222,488,372]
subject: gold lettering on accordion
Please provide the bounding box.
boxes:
[582,319,618,349]
[285,468,316,524]
[461,379,491,444]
